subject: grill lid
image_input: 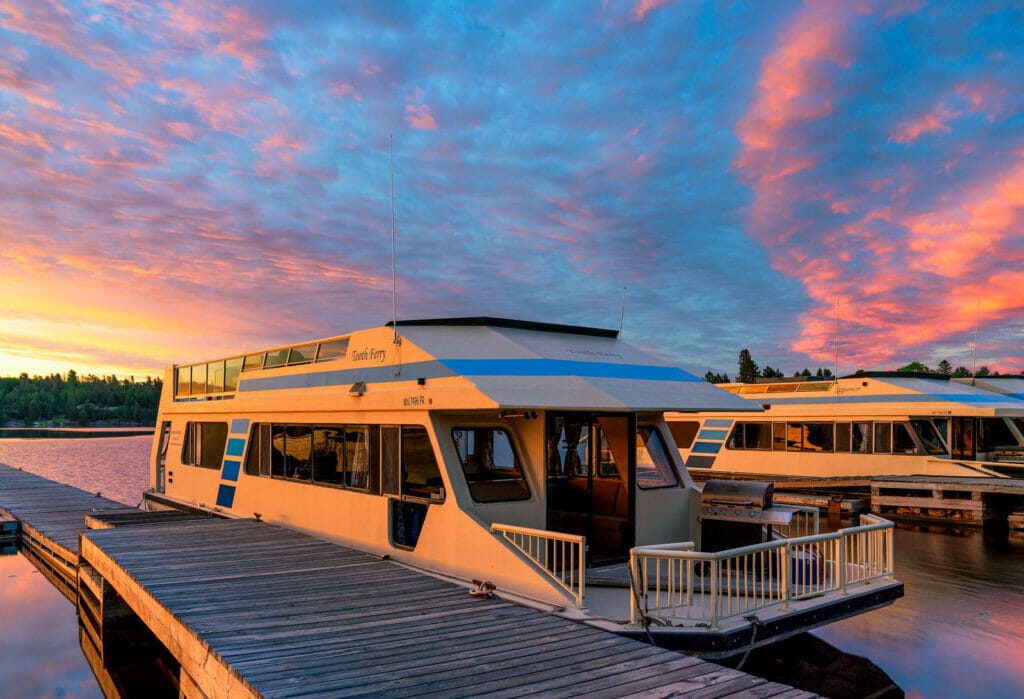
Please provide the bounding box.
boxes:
[700,479,774,510]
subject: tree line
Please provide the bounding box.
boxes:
[704,349,1021,384]
[0,371,163,426]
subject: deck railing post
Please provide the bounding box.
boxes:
[780,541,789,610]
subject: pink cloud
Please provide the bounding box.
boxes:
[405,103,438,130]
[731,2,1024,371]
[0,122,53,151]
[633,0,674,22]
[160,0,270,71]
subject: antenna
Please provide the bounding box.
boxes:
[618,287,627,335]
[972,298,979,382]
[834,295,839,380]
[390,134,399,345]
[389,134,402,377]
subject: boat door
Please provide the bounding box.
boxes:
[545,412,635,566]
[951,417,976,460]
[155,421,171,493]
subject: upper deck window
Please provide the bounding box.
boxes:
[264,349,289,368]
[452,427,530,502]
[317,339,349,361]
[287,343,317,365]
[243,353,264,372]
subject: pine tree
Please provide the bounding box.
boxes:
[737,349,759,383]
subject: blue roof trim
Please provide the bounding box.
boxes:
[439,358,701,382]
[761,393,1015,407]
[238,360,456,392]
[238,357,701,392]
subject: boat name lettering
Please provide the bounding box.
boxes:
[403,395,425,406]
[351,346,387,363]
[567,349,623,359]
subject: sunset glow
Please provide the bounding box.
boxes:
[1,0,1022,381]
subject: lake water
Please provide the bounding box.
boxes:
[1,435,1023,698]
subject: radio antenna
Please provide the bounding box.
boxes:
[834,295,840,380]
[618,286,627,336]
[390,134,399,345]
[971,297,979,382]
[389,134,403,377]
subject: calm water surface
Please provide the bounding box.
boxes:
[1,435,1022,698]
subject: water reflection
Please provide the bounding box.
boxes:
[816,526,1024,698]
[0,550,102,699]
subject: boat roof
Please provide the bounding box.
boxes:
[717,373,1024,416]
[953,376,1024,401]
[187,317,755,413]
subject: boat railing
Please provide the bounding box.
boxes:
[629,514,895,629]
[490,523,586,607]
[768,503,820,539]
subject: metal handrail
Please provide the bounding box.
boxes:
[629,515,896,628]
[491,523,586,607]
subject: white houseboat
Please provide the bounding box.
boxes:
[671,373,1024,480]
[144,318,902,656]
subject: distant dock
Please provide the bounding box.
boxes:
[690,470,1024,528]
[0,463,812,698]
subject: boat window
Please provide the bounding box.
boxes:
[636,426,678,488]
[278,425,311,480]
[783,422,833,452]
[208,360,225,393]
[191,364,207,395]
[181,421,228,469]
[224,357,243,392]
[836,422,852,452]
[245,425,271,476]
[243,353,264,371]
[287,343,317,366]
[668,420,699,449]
[311,426,346,484]
[452,427,530,502]
[977,418,1018,453]
[852,422,872,453]
[317,339,349,362]
[264,349,289,368]
[873,422,892,454]
[402,426,444,501]
[893,422,918,454]
[176,366,191,399]
[727,422,772,450]
[772,422,787,450]
[911,419,947,455]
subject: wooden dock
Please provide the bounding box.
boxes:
[870,476,1024,525]
[690,469,1024,527]
[0,464,812,698]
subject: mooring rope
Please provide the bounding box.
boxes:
[736,613,764,671]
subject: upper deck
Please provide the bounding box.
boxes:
[168,317,754,414]
[715,372,1024,418]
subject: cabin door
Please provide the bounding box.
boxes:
[951,417,976,460]
[546,412,635,566]
[155,421,171,493]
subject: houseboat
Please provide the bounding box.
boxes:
[671,372,1024,480]
[144,317,902,656]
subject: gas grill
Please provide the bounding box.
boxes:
[699,479,793,552]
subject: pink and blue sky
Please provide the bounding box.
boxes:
[1,0,1022,380]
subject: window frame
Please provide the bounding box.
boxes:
[452,425,531,503]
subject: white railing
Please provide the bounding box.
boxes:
[630,514,895,628]
[491,523,586,607]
